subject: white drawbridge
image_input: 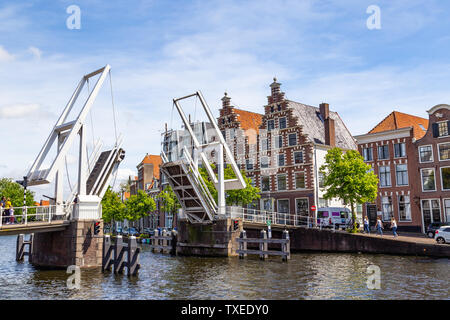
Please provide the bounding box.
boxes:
[25,65,125,220]
[161,91,246,224]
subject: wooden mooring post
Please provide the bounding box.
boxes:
[150,229,176,254]
[102,235,140,276]
[16,233,33,262]
[236,229,290,261]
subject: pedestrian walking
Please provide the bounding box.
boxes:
[391,218,398,238]
[363,216,370,234]
[376,218,383,236]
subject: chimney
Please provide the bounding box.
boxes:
[319,103,329,120]
[320,103,335,147]
[221,92,231,109]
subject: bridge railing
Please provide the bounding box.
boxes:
[225,207,312,227]
[0,204,72,227]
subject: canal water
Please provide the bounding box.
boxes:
[0,235,448,300]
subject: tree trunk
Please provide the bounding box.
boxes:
[350,202,357,232]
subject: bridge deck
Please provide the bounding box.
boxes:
[0,220,71,236]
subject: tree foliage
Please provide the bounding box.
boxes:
[199,164,260,206]
[158,185,180,215]
[124,189,156,222]
[0,178,35,207]
[319,148,378,232]
[101,187,125,223]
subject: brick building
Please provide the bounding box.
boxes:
[414,104,450,232]
[355,111,429,232]
[217,78,357,221]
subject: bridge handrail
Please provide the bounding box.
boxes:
[225,206,313,227]
[0,204,72,227]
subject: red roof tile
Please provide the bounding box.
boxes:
[368,111,429,140]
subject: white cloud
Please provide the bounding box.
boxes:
[28,46,42,59]
[0,103,39,119]
[0,45,14,62]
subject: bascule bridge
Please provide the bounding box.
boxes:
[0,65,125,268]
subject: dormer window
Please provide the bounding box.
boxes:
[277,104,281,111]
[270,106,274,113]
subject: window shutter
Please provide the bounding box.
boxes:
[432,123,439,138]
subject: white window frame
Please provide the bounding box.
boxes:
[277,174,287,191]
[443,198,450,223]
[379,165,391,187]
[377,145,389,160]
[393,142,406,159]
[437,121,449,138]
[363,147,373,162]
[260,156,269,169]
[419,145,434,163]
[278,153,285,167]
[277,198,290,214]
[440,166,450,191]
[288,133,297,146]
[275,135,283,149]
[295,172,306,190]
[261,176,270,192]
[279,117,287,129]
[397,195,411,222]
[437,142,450,162]
[295,198,309,221]
[421,199,442,226]
[421,168,437,192]
[294,151,303,164]
[395,164,409,186]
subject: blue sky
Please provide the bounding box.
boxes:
[1,0,450,199]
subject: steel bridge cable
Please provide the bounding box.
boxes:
[65,156,73,192]
[108,70,119,146]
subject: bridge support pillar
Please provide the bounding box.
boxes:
[31,219,103,268]
[176,218,242,257]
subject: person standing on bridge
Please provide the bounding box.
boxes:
[4,198,11,225]
[376,218,383,236]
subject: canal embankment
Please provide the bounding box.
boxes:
[244,227,450,258]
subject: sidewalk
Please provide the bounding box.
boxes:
[356,231,438,245]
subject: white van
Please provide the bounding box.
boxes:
[317,207,352,229]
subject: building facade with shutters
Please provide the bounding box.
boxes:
[217,79,357,222]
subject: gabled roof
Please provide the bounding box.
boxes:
[287,100,357,150]
[139,154,162,179]
[233,108,263,134]
[368,111,428,140]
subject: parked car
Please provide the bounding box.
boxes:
[128,227,139,236]
[426,222,450,238]
[317,207,352,229]
[434,226,450,244]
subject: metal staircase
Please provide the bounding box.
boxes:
[160,91,246,224]
[161,147,217,223]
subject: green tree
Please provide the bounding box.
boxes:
[199,164,260,206]
[0,178,35,207]
[158,185,180,217]
[101,187,125,225]
[124,189,156,222]
[319,148,378,232]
